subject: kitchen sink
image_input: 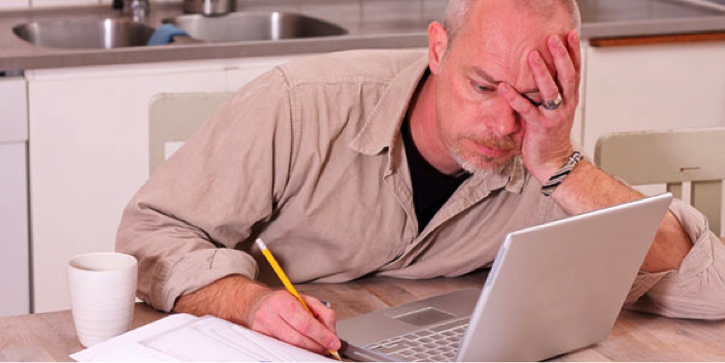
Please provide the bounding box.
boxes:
[164,12,347,43]
[11,12,347,49]
[12,18,156,49]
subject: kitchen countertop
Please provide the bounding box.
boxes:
[1,0,725,72]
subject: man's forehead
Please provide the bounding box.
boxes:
[461,33,559,89]
[455,5,568,90]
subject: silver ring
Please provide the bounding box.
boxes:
[542,94,563,111]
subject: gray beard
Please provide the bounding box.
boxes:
[450,145,515,176]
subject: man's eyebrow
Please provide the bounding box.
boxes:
[473,68,499,84]
[471,67,539,95]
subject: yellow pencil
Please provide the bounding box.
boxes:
[255,238,342,361]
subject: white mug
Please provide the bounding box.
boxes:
[67,252,138,347]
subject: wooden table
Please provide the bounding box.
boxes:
[1,270,724,361]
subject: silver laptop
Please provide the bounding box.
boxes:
[337,193,673,362]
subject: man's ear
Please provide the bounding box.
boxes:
[428,22,448,76]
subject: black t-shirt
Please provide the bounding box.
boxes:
[401,118,470,233]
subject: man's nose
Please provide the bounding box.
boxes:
[488,96,521,137]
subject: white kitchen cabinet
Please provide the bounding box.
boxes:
[26,61,228,313]
[26,56,311,313]
[0,144,29,317]
[581,40,725,232]
[581,41,725,156]
[0,76,30,316]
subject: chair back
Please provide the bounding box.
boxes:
[594,127,725,236]
[149,92,233,174]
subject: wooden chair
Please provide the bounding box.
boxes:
[148,92,233,175]
[594,128,725,236]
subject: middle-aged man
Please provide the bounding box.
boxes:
[117,0,725,356]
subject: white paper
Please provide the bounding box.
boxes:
[70,314,335,362]
[70,314,196,362]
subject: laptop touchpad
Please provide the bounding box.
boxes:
[393,307,455,327]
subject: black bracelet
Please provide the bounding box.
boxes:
[541,151,582,197]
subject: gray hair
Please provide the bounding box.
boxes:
[443,0,582,45]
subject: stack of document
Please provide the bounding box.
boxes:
[71,314,335,362]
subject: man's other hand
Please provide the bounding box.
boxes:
[173,274,341,355]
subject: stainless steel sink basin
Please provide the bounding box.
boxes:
[12,19,156,49]
[164,12,347,43]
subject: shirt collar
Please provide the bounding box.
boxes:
[349,54,429,156]
[349,53,527,195]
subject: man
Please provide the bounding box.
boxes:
[117,0,725,356]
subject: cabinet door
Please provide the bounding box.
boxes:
[0,143,30,316]
[0,77,28,143]
[27,63,226,313]
[582,41,725,155]
[0,77,30,316]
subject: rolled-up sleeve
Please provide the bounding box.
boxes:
[116,68,296,312]
[624,198,725,319]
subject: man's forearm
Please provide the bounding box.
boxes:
[173,274,271,327]
[551,160,692,273]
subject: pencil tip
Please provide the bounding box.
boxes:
[330,351,342,361]
[255,238,267,250]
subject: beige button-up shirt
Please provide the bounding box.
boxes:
[117,49,725,319]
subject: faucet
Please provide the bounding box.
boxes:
[113,0,150,22]
[183,0,235,16]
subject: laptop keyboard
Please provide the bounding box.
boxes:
[365,318,469,362]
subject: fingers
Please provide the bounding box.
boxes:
[249,291,341,355]
[527,50,561,107]
[257,316,330,354]
[545,36,572,103]
[566,31,582,102]
[548,34,579,103]
[303,295,338,333]
[498,82,539,122]
[567,30,582,75]
[527,32,581,109]
[280,300,341,351]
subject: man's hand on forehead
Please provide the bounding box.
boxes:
[497,30,581,184]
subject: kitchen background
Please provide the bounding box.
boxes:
[1,0,724,319]
[0,0,181,9]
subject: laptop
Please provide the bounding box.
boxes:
[337,193,673,362]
